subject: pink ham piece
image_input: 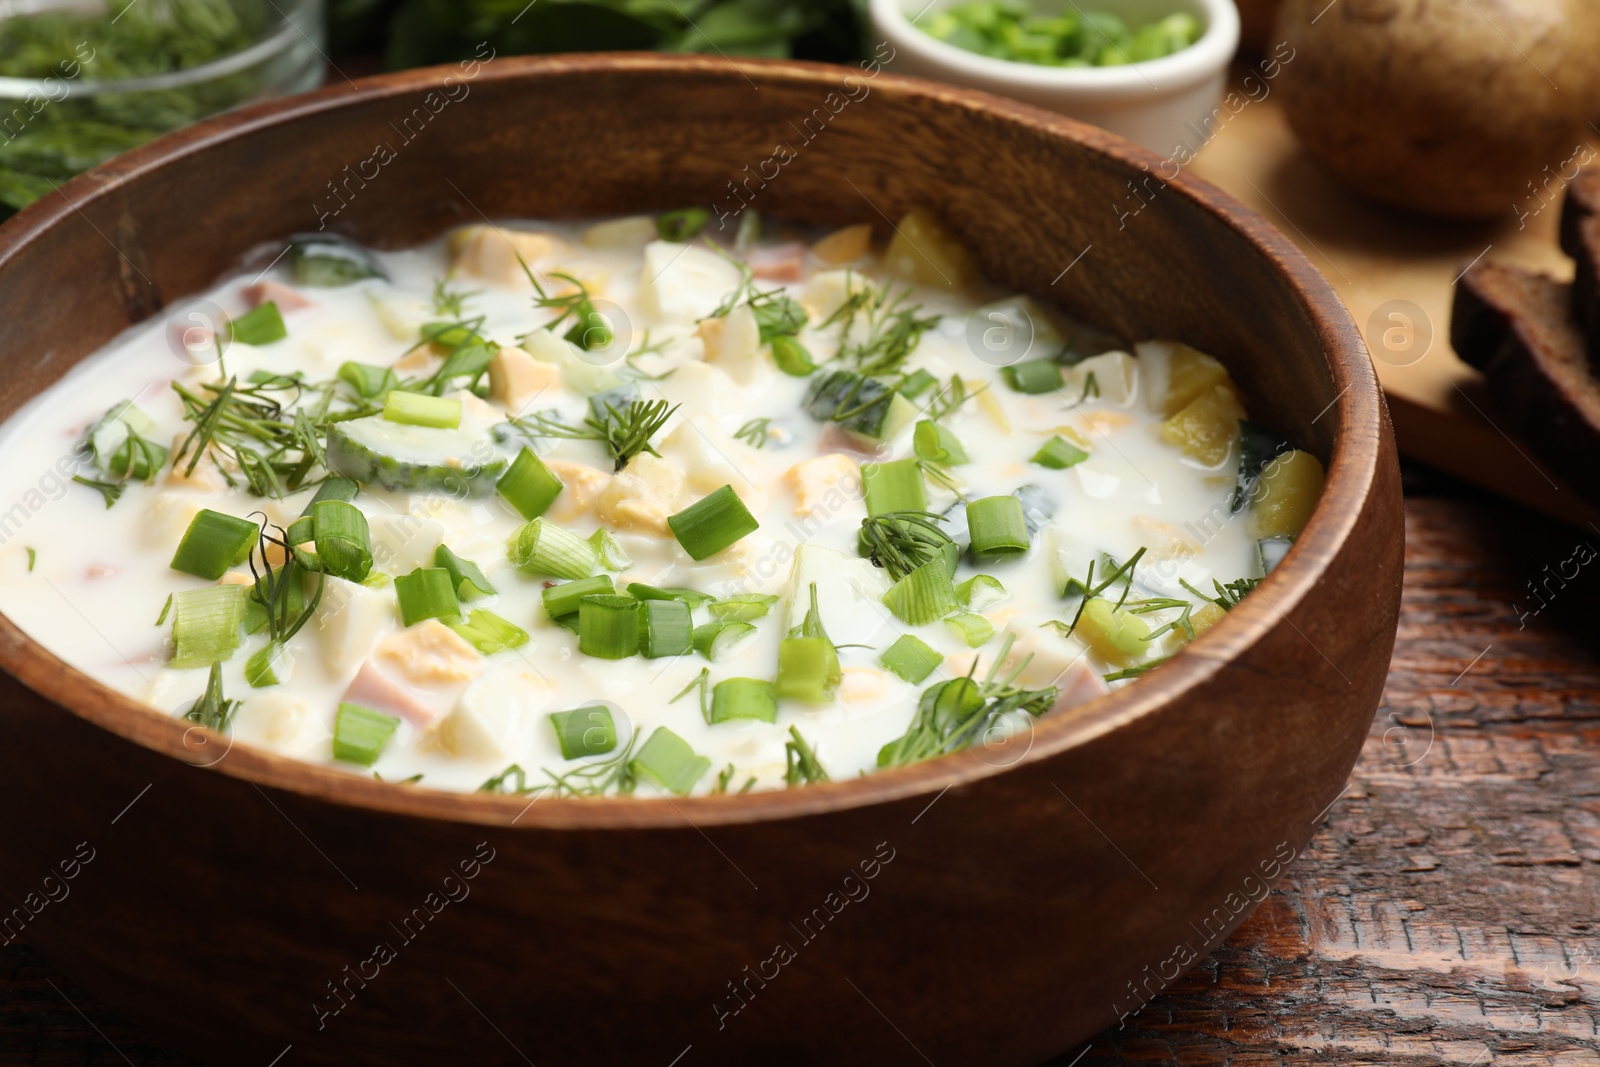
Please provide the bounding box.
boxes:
[341,660,453,728]
[242,280,315,312]
[747,241,806,282]
[1051,659,1111,713]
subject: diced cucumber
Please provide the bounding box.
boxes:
[288,233,386,286]
[1231,421,1291,513]
[1257,536,1293,575]
[87,401,163,477]
[327,415,506,495]
[803,370,918,445]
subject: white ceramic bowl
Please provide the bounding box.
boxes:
[870,0,1240,157]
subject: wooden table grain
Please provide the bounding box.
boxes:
[3,468,1596,1066]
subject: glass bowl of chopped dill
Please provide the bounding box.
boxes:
[0,0,324,219]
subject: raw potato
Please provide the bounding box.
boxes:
[1160,384,1246,466]
[883,208,976,290]
[1274,0,1600,219]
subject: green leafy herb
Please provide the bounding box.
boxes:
[823,281,941,377]
[71,474,125,508]
[735,417,772,448]
[858,511,954,581]
[508,399,678,473]
[184,662,238,733]
[1182,576,1261,611]
[876,634,1057,768]
[784,727,829,785]
[429,274,476,318]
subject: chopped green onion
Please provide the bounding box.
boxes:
[170,584,247,668]
[708,594,779,621]
[585,529,630,571]
[657,208,711,242]
[229,302,287,346]
[775,636,840,703]
[692,620,758,661]
[945,611,995,647]
[578,594,640,659]
[434,544,495,600]
[244,640,289,687]
[447,609,529,655]
[956,574,1007,610]
[383,390,461,429]
[285,516,315,546]
[311,500,372,583]
[966,495,1031,559]
[900,369,939,399]
[638,598,693,658]
[784,726,829,785]
[25,548,36,573]
[497,447,563,520]
[627,583,713,608]
[332,702,400,766]
[629,726,711,795]
[668,485,760,560]
[549,705,618,759]
[710,677,777,724]
[1001,359,1063,394]
[338,361,399,399]
[882,558,957,626]
[394,567,461,627]
[542,574,616,620]
[301,477,358,517]
[508,518,598,579]
[913,420,969,465]
[1032,435,1090,469]
[170,510,258,580]
[861,459,927,516]
[770,335,817,376]
[881,633,942,683]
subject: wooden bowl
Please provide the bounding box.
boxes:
[0,54,1401,1066]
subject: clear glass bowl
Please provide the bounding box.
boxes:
[0,0,325,217]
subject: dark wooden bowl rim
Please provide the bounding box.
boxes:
[0,53,1379,830]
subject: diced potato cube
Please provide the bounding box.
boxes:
[800,269,871,321]
[654,359,740,421]
[315,575,397,676]
[696,304,762,384]
[782,453,863,517]
[377,619,482,686]
[544,460,611,523]
[520,327,625,397]
[1160,343,1237,417]
[596,453,685,534]
[449,225,566,285]
[582,215,657,250]
[142,491,205,550]
[1067,350,1138,405]
[368,291,429,342]
[883,208,976,290]
[1159,384,1246,466]
[487,346,561,414]
[812,223,873,266]
[434,668,552,761]
[233,692,331,757]
[1253,449,1325,538]
[1077,598,1151,666]
[637,241,743,324]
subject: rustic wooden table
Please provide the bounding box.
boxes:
[3,461,1595,1063]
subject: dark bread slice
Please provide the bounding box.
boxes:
[1451,260,1600,502]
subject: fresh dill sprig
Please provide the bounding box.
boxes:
[858,511,953,581]
[921,374,981,422]
[508,399,678,472]
[71,474,125,508]
[184,663,238,733]
[877,634,1057,768]
[413,316,496,396]
[1103,656,1172,683]
[734,418,771,448]
[245,523,326,648]
[1078,371,1100,403]
[541,732,641,798]
[1046,547,1148,639]
[712,763,759,795]
[1182,576,1261,610]
[479,764,535,795]
[521,268,612,352]
[173,374,360,498]
[1123,596,1195,641]
[823,280,940,376]
[784,727,829,786]
[673,666,712,725]
[429,273,476,318]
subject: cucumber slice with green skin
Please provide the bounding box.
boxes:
[1257,536,1293,575]
[804,370,918,445]
[288,234,387,287]
[1231,420,1291,513]
[327,415,506,496]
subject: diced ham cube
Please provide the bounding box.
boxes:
[747,241,806,282]
[242,280,314,312]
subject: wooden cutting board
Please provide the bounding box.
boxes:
[1186,78,1600,528]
